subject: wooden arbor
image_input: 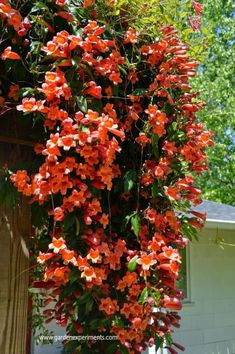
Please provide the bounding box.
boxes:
[0,114,33,354]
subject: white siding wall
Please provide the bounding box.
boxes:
[145,227,235,354]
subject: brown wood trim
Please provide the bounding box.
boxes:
[0,136,35,147]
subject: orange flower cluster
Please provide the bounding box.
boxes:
[2,1,211,353]
[0,1,30,35]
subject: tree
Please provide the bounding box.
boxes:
[192,0,235,205]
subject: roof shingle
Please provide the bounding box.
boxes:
[195,200,235,222]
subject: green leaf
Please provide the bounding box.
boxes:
[124,170,137,192]
[85,297,94,314]
[151,181,158,198]
[106,343,118,354]
[165,333,173,346]
[151,134,159,159]
[138,287,149,304]
[128,255,139,272]
[76,96,88,113]
[63,213,76,231]
[119,345,129,354]
[30,2,49,13]
[131,214,141,237]
[69,268,81,284]
[19,87,35,98]
[77,292,92,305]
[131,88,146,96]
[122,211,136,230]
[155,335,164,350]
[182,221,198,241]
[152,290,161,305]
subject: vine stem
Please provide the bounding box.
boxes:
[136,147,144,213]
[50,194,57,237]
[108,190,112,235]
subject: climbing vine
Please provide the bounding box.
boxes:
[0,1,212,353]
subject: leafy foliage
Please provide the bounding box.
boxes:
[0,1,212,353]
[192,0,235,205]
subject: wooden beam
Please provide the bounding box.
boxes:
[0,135,35,147]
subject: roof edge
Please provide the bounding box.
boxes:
[205,219,235,230]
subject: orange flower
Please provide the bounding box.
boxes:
[104,252,121,270]
[164,186,180,200]
[53,207,65,221]
[137,253,157,270]
[8,84,20,101]
[135,133,151,147]
[99,297,119,315]
[58,135,76,151]
[1,46,21,60]
[104,85,113,99]
[43,133,61,156]
[42,41,59,55]
[97,165,113,190]
[83,0,94,8]
[114,239,127,256]
[52,266,70,284]
[7,10,22,31]
[37,252,54,264]
[55,11,75,22]
[0,3,12,17]
[77,256,88,270]
[109,71,122,85]
[10,170,29,191]
[87,198,102,216]
[61,249,77,265]
[56,0,68,6]
[99,213,109,229]
[34,143,44,155]
[165,210,181,232]
[162,295,182,311]
[81,266,96,282]
[117,271,137,291]
[123,27,138,44]
[87,249,101,263]
[17,98,38,112]
[83,81,102,99]
[49,237,66,253]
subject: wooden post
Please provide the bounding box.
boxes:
[0,138,32,354]
[0,201,31,354]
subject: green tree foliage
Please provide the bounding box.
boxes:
[192,0,235,205]
[110,0,235,205]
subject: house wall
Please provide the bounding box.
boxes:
[147,227,235,354]
[172,227,235,354]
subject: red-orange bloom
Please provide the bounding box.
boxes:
[61,249,77,265]
[137,253,157,270]
[37,252,54,264]
[81,266,96,282]
[17,98,38,112]
[83,0,94,8]
[99,297,119,315]
[1,47,21,60]
[123,27,138,44]
[49,237,66,253]
[87,249,101,263]
[99,213,109,229]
